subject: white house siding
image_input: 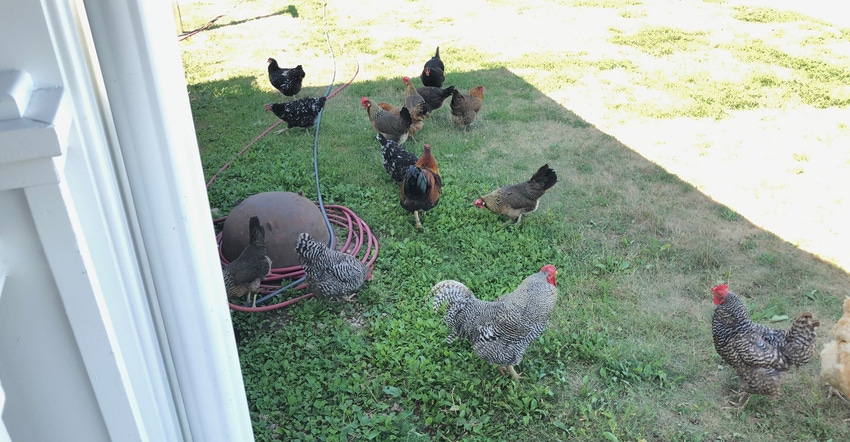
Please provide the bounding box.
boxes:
[0,189,110,441]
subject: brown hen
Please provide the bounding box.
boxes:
[222,216,272,307]
[362,97,412,144]
[474,164,558,224]
[450,86,484,129]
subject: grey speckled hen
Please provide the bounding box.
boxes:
[295,233,371,302]
[432,264,558,380]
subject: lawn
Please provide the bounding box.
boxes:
[178,0,850,440]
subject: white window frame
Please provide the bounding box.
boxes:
[22,0,254,440]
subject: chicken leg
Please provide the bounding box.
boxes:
[414,210,423,229]
[723,388,752,409]
[497,365,522,380]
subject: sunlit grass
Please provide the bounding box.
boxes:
[610,26,709,56]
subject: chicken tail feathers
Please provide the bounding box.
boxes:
[403,166,429,197]
[400,106,413,126]
[783,312,820,366]
[431,280,474,312]
[295,232,327,262]
[432,280,479,344]
[248,216,265,247]
[529,164,558,191]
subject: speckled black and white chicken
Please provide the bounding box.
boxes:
[267,58,305,98]
[295,232,371,302]
[376,133,418,182]
[222,216,272,307]
[431,264,558,380]
[264,97,326,134]
[711,284,820,406]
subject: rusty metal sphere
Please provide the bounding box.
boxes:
[221,192,331,268]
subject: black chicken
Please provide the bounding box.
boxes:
[267,58,305,98]
[376,133,418,182]
[420,47,445,87]
[417,85,456,116]
[264,97,326,134]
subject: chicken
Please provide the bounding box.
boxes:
[417,85,455,116]
[264,97,326,134]
[432,264,558,380]
[474,164,558,224]
[222,216,272,307]
[711,284,820,407]
[820,296,850,402]
[267,58,305,98]
[361,97,412,144]
[400,144,441,229]
[450,86,485,129]
[402,76,427,137]
[420,46,445,87]
[376,133,418,183]
[294,233,372,302]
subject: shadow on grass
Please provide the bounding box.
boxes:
[179,5,299,36]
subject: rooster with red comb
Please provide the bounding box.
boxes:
[711,283,819,407]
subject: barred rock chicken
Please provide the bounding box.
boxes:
[400,144,441,229]
[295,233,371,302]
[432,264,558,380]
[264,97,326,134]
[267,58,305,98]
[361,97,412,144]
[450,86,485,129]
[417,85,456,116]
[711,284,820,407]
[376,133,418,182]
[420,46,445,87]
[820,296,850,402]
[474,164,558,224]
[222,216,272,307]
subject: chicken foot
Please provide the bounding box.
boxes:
[722,390,752,409]
[827,385,850,404]
[497,365,522,380]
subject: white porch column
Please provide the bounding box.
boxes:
[79,0,254,440]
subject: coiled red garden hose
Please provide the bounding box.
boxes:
[214,204,379,312]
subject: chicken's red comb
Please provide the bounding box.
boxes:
[402,76,411,83]
[360,96,370,106]
[711,284,728,296]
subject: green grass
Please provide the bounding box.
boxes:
[610,27,709,56]
[179,1,850,440]
[732,6,822,24]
